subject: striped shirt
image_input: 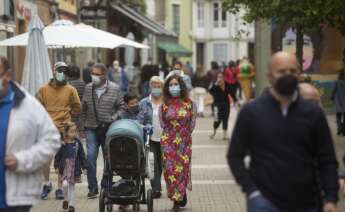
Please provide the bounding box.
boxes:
[82,81,125,129]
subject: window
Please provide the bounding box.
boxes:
[172,4,180,34]
[221,10,227,27]
[213,43,228,64]
[213,3,219,28]
[197,2,205,28]
[213,2,227,28]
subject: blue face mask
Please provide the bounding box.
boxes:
[151,88,162,97]
[169,85,181,97]
[55,72,65,82]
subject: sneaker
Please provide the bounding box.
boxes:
[87,189,99,199]
[41,184,51,200]
[62,201,68,210]
[172,202,180,212]
[68,206,75,212]
[152,191,161,199]
[55,189,64,200]
[119,205,129,211]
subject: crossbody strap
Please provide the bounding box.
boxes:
[91,85,99,125]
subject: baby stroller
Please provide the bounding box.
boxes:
[99,119,154,212]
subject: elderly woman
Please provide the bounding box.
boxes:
[138,76,164,199]
[159,74,196,212]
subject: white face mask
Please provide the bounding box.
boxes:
[91,75,101,86]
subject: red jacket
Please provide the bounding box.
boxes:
[223,67,239,84]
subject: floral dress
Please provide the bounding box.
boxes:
[159,98,196,202]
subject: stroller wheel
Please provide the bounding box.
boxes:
[147,189,153,212]
[99,190,106,212]
[107,203,113,212]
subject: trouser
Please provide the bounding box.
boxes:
[229,83,239,103]
[247,195,317,212]
[149,140,162,192]
[0,206,31,212]
[63,179,75,206]
[86,130,105,191]
[336,112,345,134]
[213,105,230,130]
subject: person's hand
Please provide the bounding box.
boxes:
[339,179,345,195]
[5,154,17,171]
[323,202,337,212]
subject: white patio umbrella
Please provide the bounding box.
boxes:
[21,14,52,95]
[0,20,149,49]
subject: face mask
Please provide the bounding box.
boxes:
[274,75,298,97]
[151,88,162,97]
[169,85,181,97]
[55,72,65,83]
[92,75,101,86]
[129,105,139,114]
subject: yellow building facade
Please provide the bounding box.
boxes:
[165,0,193,63]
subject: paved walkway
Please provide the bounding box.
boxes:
[32,107,345,211]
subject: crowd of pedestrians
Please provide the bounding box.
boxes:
[1,51,345,212]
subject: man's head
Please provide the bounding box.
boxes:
[299,83,321,105]
[0,56,11,98]
[91,63,108,87]
[173,61,182,71]
[267,52,301,97]
[66,65,81,80]
[53,61,69,85]
[113,60,120,70]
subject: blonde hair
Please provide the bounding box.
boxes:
[149,76,164,86]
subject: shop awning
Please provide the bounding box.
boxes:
[111,3,176,37]
[158,42,193,57]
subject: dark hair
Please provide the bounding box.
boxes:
[0,56,10,72]
[87,61,95,67]
[124,93,138,104]
[163,74,188,103]
[173,61,182,67]
[92,63,108,74]
[67,65,81,79]
[228,60,236,68]
[211,61,219,70]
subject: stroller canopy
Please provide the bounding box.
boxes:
[106,119,144,144]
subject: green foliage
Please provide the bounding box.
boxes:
[223,0,345,33]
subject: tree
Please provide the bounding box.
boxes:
[223,0,345,67]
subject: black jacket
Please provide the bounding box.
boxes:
[54,139,87,177]
[208,82,232,107]
[227,92,338,211]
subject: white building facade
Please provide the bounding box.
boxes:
[192,0,254,72]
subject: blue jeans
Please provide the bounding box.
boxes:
[247,195,318,212]
[86,130,105,191]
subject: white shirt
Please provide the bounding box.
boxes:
[95,81,107,98]
[150,96,162,142]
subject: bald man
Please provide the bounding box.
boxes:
[227,52,338,212]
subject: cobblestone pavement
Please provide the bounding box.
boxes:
[32,107,345,212]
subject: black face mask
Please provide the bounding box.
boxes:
[274,75,298,96]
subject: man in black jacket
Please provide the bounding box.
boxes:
[227,52,338,212]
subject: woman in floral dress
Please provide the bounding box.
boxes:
[159,74,197,211]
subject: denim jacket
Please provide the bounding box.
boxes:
[138,96,153,126]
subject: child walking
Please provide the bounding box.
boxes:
[54,122,87,212]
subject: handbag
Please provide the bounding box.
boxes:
[92,86,110,144]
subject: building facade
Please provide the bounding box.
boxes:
[192,0,254,72]
[165,0,193,63]
[0,0,15,75]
